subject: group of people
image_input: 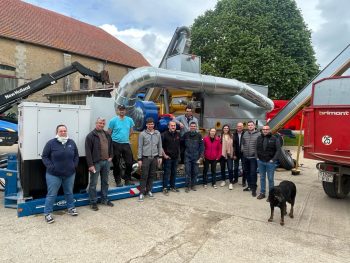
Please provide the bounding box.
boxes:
[41,104,281,224]
[42,104,134,223]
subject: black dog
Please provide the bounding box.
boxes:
[268,180,296,226]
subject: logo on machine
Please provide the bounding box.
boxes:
[55,199,77,207]
[319,111,349,116]
[4,85,31,100]
[322,135,332,145]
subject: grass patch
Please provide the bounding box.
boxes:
[283,134,304,146]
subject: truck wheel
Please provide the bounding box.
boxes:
[278,149,294,170]
[322,175,350,199]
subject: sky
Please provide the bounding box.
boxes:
[24,0,350,69]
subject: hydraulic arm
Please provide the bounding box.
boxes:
[0,61,109,114]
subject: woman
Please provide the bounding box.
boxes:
[203,128,221,189]
[42,124,79,224]
[220,124,236,190]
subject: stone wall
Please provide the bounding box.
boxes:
[0,37,131,103]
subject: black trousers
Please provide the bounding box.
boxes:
[203,159,217,185]
[112,142,133,185]
[234,154,246,183]
[140,157,157,194]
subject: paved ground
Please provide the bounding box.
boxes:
[0,146,349,263]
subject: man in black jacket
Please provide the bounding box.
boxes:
[85,117,114,211]
[255,125,281,200]
[162,121,181,195]
[233,122,246,186]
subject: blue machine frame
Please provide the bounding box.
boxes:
[0,154,224,217]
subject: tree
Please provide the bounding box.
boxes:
[190,0,319,99]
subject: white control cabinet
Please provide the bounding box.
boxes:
[18,102,91,160]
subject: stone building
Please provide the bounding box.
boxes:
[0,0,149,106]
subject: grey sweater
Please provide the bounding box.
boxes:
[137,129,162,160]
[241,130,260,158]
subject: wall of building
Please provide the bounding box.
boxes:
[0,37,131,102]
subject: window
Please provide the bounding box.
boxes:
[0,65,15,71]
[0,64,17,95]
[0,77,18,95]
[80,78,89,90]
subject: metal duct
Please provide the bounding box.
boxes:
[115,67,274,130]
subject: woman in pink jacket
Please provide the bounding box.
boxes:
[203,128,222,188]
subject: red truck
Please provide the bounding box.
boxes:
[303,76,350,198]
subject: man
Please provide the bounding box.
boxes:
[256,125,281,200]
[174,105,199,137]
[233,122,246,187]
[108,104,135,187]
[183,122,204,192]
[85,117,114,211]
[162,121,181,195]
[137,118,163,202]
[174,105,199,163]
[241,121,260,197]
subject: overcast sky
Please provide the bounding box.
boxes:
[24,0,350,69]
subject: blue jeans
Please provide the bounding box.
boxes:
[185,159,199,188]
[163,158,178,189]
[220,156,233,182]
[44,172,75,214]
[88,160,111,204]
[258,160,276,194]
[243,157,258,190]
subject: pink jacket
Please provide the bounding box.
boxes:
[203,136,222,160]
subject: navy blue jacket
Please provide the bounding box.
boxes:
[42,138,79,177]
[183,131,204,161]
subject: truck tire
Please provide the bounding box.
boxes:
[278,149,294,170]
[322,174,350,199]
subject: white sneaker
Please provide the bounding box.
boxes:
[45,214,55,224]
[213,184,217,189]
[229,183,233,190]
[138,194,144,202]
[204,184,208,189]
[67,207,78,216]
[148,192,155,198]
[220,181,226,187]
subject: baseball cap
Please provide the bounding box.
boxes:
[117,104,126,110]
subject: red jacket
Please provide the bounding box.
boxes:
[203,136,222,160]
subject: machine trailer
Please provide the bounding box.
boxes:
[304,76,350,198]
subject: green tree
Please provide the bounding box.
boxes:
[191,0,319,99]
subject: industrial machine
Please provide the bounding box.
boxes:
[304,76,350,198]
[0,26,275,217]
